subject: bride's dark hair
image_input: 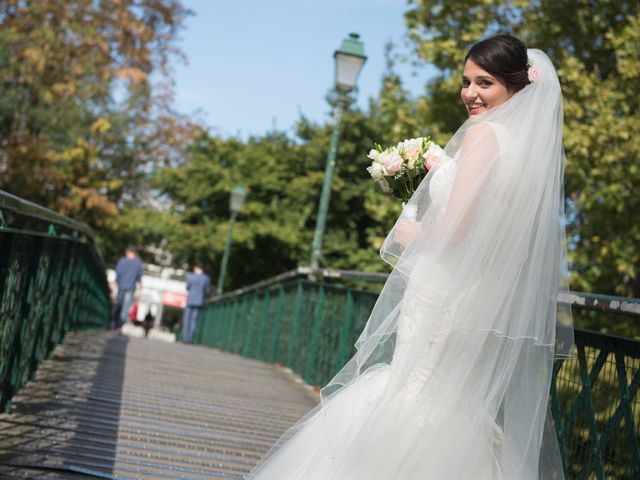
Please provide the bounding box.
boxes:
[465,35,530,92]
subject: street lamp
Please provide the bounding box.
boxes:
[309,33,366,272]
[216,184,246,294]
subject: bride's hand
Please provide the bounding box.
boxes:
[394,218,420,246]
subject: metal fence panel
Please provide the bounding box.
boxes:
[0,191,109,412]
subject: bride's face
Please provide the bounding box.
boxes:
[460,59,513,116]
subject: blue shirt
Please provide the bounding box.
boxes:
[115,257,143,291]
[186,272,211,306]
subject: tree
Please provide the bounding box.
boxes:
[405,0,640,296]
[0,0,193,251]
[149,67,425,290]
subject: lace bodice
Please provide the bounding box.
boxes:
[428,121,510,214]
[428,160,457,214]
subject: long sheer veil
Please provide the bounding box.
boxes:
[249,49,573,480]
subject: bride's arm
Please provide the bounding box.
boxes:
[393,123,499,246]
[434,123,498,245]
[394,218,421,246]
[394,124,498,248]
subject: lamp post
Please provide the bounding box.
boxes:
[216,184,246,294]
[309,33,366,272]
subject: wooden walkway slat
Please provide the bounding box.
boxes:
[0,331,318,479]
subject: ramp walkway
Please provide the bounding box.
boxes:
[0,330,318,479]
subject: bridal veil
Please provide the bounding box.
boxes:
[248,48,573,480]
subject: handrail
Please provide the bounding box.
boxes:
[210,267,640,318]
[0,190,94,238]
[558,290,640,317]
[208,267,390,303]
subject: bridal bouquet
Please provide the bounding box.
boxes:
[366,137,445,207]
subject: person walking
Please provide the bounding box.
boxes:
[182,264,211,343]
[143,310,155,338]
[113,247,143,331]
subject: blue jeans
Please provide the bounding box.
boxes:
[182,305,202,343]
[116,289,134,328]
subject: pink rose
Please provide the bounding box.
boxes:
[423,154,435,170]
[384,151,403,174]
[422,142,445,171]
[404,147,420,166]
[527,67,540,83]
[423,152,444,171]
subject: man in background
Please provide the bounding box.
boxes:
[113,246,143,331]
[182,264,211,343]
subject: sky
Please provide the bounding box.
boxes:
[171,0,435,139]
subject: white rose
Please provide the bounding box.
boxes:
[377,150,390,166]
[426,142,445,160]
[403,138,418,150]
[367,149,381,162]
[367,162,385,181]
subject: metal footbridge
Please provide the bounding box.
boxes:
[0,190,639,479]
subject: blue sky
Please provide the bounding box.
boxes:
[171,0,435,139]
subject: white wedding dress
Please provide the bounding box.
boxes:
[248,161,506,479]
[247,49,571,480]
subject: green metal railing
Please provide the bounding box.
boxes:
[0,191,110,412]
[194,267,640,479]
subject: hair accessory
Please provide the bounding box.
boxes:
[527,65,541,82]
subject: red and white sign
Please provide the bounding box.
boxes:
[162,291,187,308]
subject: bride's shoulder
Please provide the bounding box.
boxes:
[466,121,507,139]
[485,121,510,140]
[461,121,500,152]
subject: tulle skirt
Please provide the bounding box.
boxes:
[246,256,528,480]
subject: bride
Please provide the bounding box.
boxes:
[247,35,574,480]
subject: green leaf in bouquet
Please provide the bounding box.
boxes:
[384,175,399,189]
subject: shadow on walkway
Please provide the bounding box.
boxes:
[0,331,128,479]
[0,329,318,479]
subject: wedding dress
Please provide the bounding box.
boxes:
[247,49,573,480]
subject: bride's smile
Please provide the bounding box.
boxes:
[461,60,513,116]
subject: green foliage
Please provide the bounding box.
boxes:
[0,0,194,248]
[2,0,636,300]
[0,0,417,284]
[405,0,640,296]
[138,49,428,288]
[150,103,412,289]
